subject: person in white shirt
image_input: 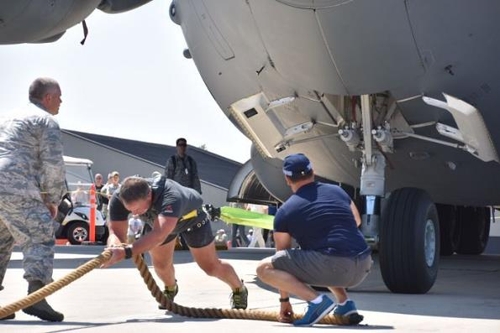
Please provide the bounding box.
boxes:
[247,204,268,248]
[127,215,143,244]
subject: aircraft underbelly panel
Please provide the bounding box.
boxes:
[315,0,425,94]
[248,0,348,95]
[404,0,500,149]
[177,0,267,112]
[174,1,500,206]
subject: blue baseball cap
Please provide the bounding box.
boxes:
[283,153,313,177]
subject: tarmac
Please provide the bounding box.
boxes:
[1,242,499,333]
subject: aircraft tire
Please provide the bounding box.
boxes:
[380,188,439,294]
[436,204,459,256]
[456,207,490,255]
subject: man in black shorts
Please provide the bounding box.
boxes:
[101,175,248,310]
[256,153,372,326]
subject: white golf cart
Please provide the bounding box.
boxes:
[55,156,108,244]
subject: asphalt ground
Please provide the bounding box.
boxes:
[0,239,499,333]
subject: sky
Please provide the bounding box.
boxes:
[0,1,252,163]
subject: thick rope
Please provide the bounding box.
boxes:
[0,250,112,319]
[0,249,363,325]
[132,254,363,325]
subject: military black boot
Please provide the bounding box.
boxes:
[0,285,15,320]
[22,280,64,322]
[0,308,15,320]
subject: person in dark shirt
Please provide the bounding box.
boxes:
[256,153,372,326]
[164,138,201,194]
[94,173,108,212]
[102,175,248,310]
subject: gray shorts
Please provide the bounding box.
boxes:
[272,248,372,288]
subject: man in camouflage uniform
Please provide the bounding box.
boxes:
[0,77,66,322]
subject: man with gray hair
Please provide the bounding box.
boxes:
[0,77,66,321]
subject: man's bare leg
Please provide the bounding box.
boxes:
[189,241,243,289]
[149,240,176,287]
[256,258,318,301]
[328,287,348,304]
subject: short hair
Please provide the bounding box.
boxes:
[176,137,187,146]
[119,177,151,204]
[28,77,59,102]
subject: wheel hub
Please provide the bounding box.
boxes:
[73,227,88,242]
[424,219,436,267]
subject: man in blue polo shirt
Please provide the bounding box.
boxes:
[256,153,372,326]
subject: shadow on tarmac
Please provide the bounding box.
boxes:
[8,242,500,323]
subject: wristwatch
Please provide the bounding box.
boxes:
[124,245,133,259]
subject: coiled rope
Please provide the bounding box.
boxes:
[132,254,362,325]
[0,250,362,325]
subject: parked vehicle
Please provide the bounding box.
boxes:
[55,156,108,244]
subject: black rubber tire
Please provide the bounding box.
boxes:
[456,207,490,255]
[436,204,459,256]
[67,221,89,245]
[380,188,440,294]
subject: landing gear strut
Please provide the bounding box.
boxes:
[355,95,439,294]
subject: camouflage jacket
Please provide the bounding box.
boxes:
[0,103,66,204]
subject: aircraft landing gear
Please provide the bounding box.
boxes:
[437,204,490,256]
[379,188,440,293]
[355,94,440,294]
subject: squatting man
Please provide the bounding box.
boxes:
[256,153,372,326]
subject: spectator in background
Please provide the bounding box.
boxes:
[102,171,121,219]
[164,138,201,194]
[266,204,278,247]
[247,203,268,248]
[94,173,107,212]
[71,181,88,206]
[215,229,228,247]
[127,215,143,244]
[164,138,201,248]
[231,203,249,248]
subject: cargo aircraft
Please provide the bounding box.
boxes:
[168,0,498,294]
[1,0,497,294]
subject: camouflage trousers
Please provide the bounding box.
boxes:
[0,196,56,287]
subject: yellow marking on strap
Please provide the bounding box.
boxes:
[180,210,197,221]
